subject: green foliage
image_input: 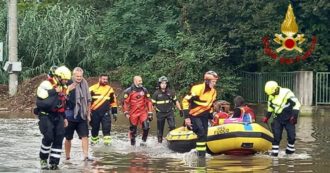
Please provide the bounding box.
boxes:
[18,3,95,79]
[0,0,329,100]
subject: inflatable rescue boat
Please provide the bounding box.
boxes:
[166,122,273,155]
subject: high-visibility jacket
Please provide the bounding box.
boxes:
[267,87,301,116]
[182,83,217,116]
[123,85,153,116]
[36,77,67,113]
[89,83,118,113]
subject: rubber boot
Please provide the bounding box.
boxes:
[40,159,48,170]
[142,130,149,142]
[197,151,206,158]
[131,138,136,146]
[103,136,111,145]
[158,136,163,143]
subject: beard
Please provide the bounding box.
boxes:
[99,81,108,86]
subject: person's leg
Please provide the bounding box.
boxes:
[49,116,65,170]
[285,122,296,154]
[90,111,101,144]
[191,115,208,158]
[77,120,90,160]
[156,112,166,143]
[38,115,54,169]
[101,112,111,145]
[64,121,75,160]
[271,119,284,156]
[129,115,139,146]
[167,112,176,131]
[142,120,150,142]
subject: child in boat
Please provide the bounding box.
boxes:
[211,100,231,126]
[232,96,256,123]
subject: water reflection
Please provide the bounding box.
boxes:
[0,114,329,172]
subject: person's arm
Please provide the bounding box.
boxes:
[123,88,131,118]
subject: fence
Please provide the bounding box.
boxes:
[316,72,330,105]
[238,71,296,103]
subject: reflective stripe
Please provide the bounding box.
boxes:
[151,99,156,103]
[272,150,279,153]
[41,144,51,149]
[196,142,206,146]
[92,96,110,99]
[155,100,171,104]
[91,136,99,141]
[287,143,294,147]
[272,145,279,149]
[286,147,295,151]
[184,95,192,100]
[50,153,61,159]
[104,136,111,140]
[40,149,50,154]
[51,148,62,153]
[196,147,206,151]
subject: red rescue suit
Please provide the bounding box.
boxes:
[123,85,153,145]
[123,85,153,125]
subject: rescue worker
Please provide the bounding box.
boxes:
[89,74,118,145]
[182,71,219,158]
[151,76,182,143]
[64,67,92,161]
[231,96,256,122]
[123,76,153,146]
[262,81,301,156]
[36,65,71,170]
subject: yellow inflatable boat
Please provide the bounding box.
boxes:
[166,123,273,155]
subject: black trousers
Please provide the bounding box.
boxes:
[190,114,209,142]
[271,118,296,146]
[38,113,64,165]
[156,111,175,138]
[91,111,111,137]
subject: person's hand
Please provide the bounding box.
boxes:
[64,119,68,128]
[179,110,184,117]
[55,87,61,93]
[185,118,192,128]
[124,112,130,119]
[113,114,118,122]
[67,82,77,92]
[148,112,153,121]
[261,117,269,123]
[289,116,297,125]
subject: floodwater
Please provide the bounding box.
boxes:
[0,113,329,173]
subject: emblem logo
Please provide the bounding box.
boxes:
[262,4,317,64]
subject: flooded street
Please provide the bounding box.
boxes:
[0,114,329,172]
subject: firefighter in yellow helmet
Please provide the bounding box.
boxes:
[36,65,71,170]
[182,71,218,158]
[262,81,301,157]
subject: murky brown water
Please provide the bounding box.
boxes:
[0,113,329,172]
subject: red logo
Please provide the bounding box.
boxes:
[262,4,317,64]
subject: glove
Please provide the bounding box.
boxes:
[179,110,184,117]
[289,116,297,125]
[262,117,269,123]
[148,112,153,121]
[113,114,118,122]
[124,112,130,119]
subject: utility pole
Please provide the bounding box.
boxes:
[7,0,18,96]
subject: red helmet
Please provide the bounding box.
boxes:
[204,71,219,80]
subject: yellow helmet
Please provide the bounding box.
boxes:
[54,66,71,80]
[264,81,279,95]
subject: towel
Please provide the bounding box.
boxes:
[74,78,91,120]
